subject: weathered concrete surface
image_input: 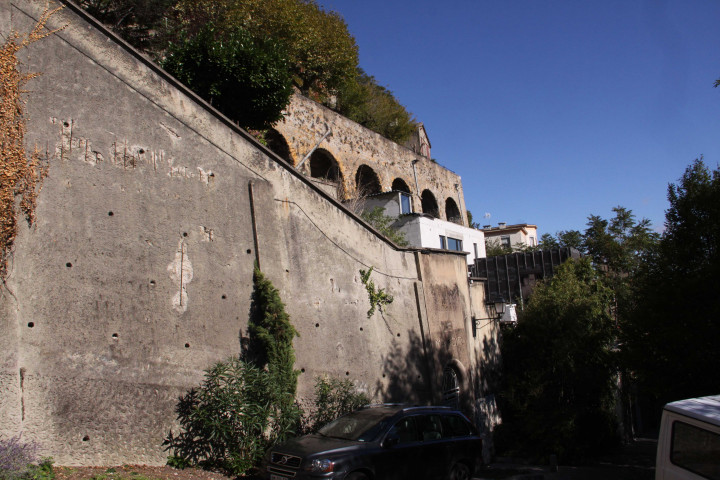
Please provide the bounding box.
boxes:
[274,94,469,225]
[0,0,494,466]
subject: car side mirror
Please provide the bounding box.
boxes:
[382,435,399,449]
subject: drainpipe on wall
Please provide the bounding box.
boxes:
[455,183,465,226]
[411,159,420,212]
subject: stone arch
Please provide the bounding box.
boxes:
[391,177,411,193]
[265,129,293,165]
[421,189,439,218]
[355,164,382,196]
[445,197,462,224]
[309,148,342,182]
[442,359,470,410]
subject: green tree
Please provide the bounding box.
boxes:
[484,239,512,257]
[165,266,300,475]
[76,0,176,51]
[495,258,618,461]
[249,265,301,413]
[336,68,418,143]
[624,158,720,406]
[360,206,408,246]
[162,23,293,130]
[170,0,358,100]
[467,210,481,229]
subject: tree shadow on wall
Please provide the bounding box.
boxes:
[373,328,453,408]
[476,323,503,398]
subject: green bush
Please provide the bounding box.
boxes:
[361,207,408,247]
[164,357,298,475]
[303,376,370,433]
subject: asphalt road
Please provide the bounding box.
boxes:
[474,438,657,480]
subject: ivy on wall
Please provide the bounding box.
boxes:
[359,267,393,318]
[0,7,62,279]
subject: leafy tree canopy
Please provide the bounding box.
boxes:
[361,206,409,247]
[336,68,418,144]
[76,0,176,50]
[162,23,293,130]
[495,258,618,461]
[624,158,720,405]
[170,0,359,101]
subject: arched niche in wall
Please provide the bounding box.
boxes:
[445,197,462,224]
[265,129,294,165]
[421,189,440,218]
[309,148,342,182]
[355,164,382,196]
[391,177,411,193]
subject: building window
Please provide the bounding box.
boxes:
[501,236,511,249]
[439,235,447,249]
[448,237,463,251]
[474,243,479,259]
[529,236,536,247]
[400,193,412,214]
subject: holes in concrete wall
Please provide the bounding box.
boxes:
[111,333,118,338]
[359,327,363,331]
[315,323,319,328]
[345,371,349,376]
[66,262,72,268]
[221,294,226,299]
[184,343,190,348]
[82,435,89,442]
[396,333,401,337]
[138,148,145,154]
[27,322,34,328]
[63,121,69,127]
[246,249,252,254]
[183,232,188,237]
[108,211,114,216]
[149,280,156,287]
[301,368,306,373]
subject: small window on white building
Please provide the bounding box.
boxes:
[529,236,536,247]
[439,235,447,249]
[501,236,511,249]
[400,193,412,214]
[448,237,463,251]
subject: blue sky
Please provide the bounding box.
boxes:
[318,0,720,236]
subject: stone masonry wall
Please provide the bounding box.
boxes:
[0,0,483,466]
[274,94,469,225]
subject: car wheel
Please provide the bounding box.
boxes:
[345,473,369,480]
[449,462,470,480]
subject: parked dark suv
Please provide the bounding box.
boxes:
[262,404,482,480]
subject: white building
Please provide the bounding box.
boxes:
[359,191,486,265]
[482,223,538,251]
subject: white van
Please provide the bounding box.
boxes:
[655,395,720,480]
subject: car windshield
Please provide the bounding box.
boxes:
[317,409,395,442]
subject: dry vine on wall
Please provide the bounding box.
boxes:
[0,7,63,279]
